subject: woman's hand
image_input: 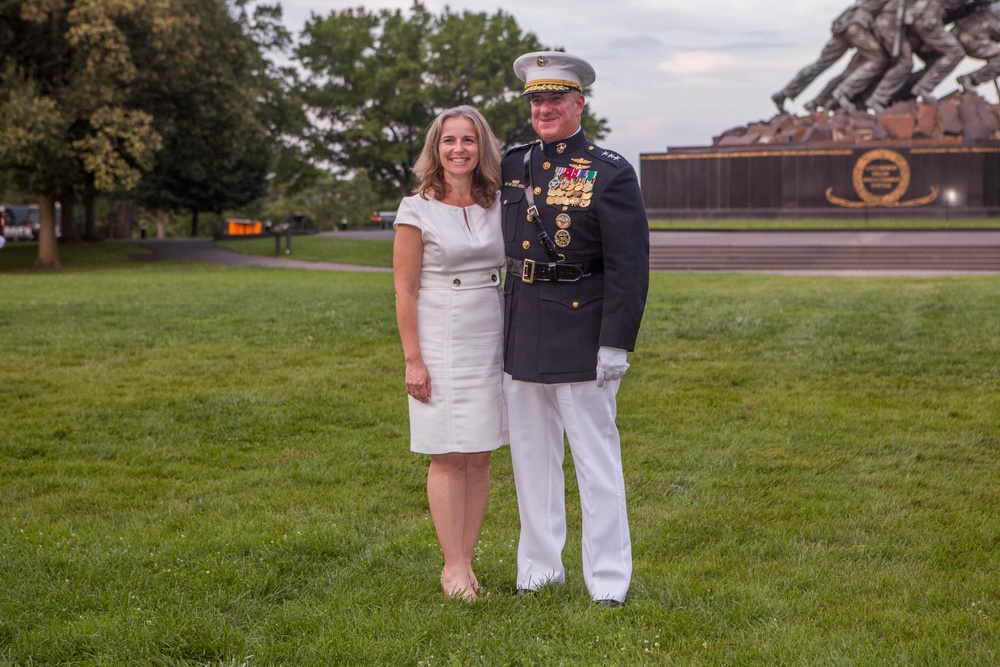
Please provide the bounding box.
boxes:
[405,359,432,403]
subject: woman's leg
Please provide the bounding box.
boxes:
[428,452,475,598]
[462,451,492,591]
[427,451,493,598]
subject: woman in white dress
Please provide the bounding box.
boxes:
[393,106,506,600]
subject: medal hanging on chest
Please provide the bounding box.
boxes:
[546,167,597,209]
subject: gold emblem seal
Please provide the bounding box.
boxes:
[554,229,571,247]
[556,213,571,229]
[826,149,937,208]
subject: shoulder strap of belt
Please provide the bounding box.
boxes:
[523,145,563,262]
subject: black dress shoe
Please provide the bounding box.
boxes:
[595,598,623,608]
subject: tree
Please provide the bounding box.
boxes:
[131,0,293,237]
[296,3,608,201]
[0,0,178,268]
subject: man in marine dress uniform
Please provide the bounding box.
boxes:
[500,51,649,607]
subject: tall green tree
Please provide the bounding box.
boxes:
[296,3,608,201]
[132,0,295,237]
[0,0,177,268]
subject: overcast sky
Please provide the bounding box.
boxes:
[276,0,992,167]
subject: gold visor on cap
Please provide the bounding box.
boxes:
[523,79,581,94]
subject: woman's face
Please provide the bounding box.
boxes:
[438,116,479,181]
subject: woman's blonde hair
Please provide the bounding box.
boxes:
[412,105,501,209]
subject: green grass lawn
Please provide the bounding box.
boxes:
[1,243,999,665]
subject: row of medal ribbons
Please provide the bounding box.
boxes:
[547,167,596,208]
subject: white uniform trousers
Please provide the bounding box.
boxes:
[505,374,632,602]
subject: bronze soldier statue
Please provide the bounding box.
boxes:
[953,2,1000,89]
[865,0,967,111]
[824,0,893,109]
[771,2,889,112]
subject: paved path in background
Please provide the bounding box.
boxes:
[135,229,1000,276]
[647,228,1000,276]
[135,237,391,272]
[312,228,1000,246]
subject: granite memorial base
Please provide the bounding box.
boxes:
[641,93,1000,219]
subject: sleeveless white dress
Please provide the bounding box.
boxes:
[395,193,508,454]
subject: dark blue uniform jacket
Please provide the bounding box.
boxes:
[501,130,650,384]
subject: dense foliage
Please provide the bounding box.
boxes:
[0,1,603,265]
[0,0,290,263]
[297,3,607,200]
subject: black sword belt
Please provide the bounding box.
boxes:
[506,257,603,283]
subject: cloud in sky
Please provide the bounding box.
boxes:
[273,0,992,166]
[657,51,738,77]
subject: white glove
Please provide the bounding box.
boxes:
[596,346,629,387]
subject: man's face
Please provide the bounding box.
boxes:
[529,91,585,143]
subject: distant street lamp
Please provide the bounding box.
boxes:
[945,188,958,223]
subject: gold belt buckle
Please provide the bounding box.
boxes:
[521,259,536,284]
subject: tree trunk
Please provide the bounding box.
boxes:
[191,209,199,237]
[112,201,133,239]
[155,209,167,238]
[83,183,97,240]
[60,197,78,242]
[32,195,63,271]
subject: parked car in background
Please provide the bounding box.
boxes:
[0,205,61,240]
[370,210,397,229]
[0,205,39,240]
